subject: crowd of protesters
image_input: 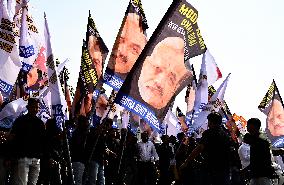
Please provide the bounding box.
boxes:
[0,98,284,185]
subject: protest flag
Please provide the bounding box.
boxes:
[115,0,207,133]
[0,0,22,97]
[176,106,188,132]
[19,1,38,72]
[103,0,148,91]
[258,80,279,114]
[191,73,231,134]
[163,110,182,137]
[86,11,109,84]
[208,85,232,117]
[44,13,74,184]
[44,13,68,129]
[185,64,197,110]
[203,49,222,86]
[186,53,209,128]
[259,80,284,147]
[72,12,109,119]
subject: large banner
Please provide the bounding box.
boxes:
[115,0,206,132]
[0,0,21,96]
[103,0,148,91]
[259,80,284,147]
[72,14,109,118]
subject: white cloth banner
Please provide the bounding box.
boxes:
[19,2,38,72]
[0,0,21,96]
[44,14,68,128]
[192,73,231,133]
[163,110,182,137]
[204,49,222,86]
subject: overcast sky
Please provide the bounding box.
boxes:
[30,0,284,128]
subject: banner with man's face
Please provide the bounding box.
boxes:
[72,14,109,118]
[115,0,207,132]
[259,81,284,147]
[103,0,148,91]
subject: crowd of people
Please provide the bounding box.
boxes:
[0,98,284,185]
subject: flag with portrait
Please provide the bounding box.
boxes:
[103,0,148,91]
[72,13,109,118]
[115,0,207,132]
[259,80,284,147]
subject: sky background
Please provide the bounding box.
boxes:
[29,0,284,128]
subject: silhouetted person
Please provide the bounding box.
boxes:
[246,118,275,185]
[181,112,232,185]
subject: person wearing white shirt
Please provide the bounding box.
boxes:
[238,133,251,170]
[137,131,159,185]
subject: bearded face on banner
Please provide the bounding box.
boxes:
[138,37,192,110]
[109,13,147,75]
[267,99,284,137]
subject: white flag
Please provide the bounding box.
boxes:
[192,73,231,133]
[19,2,38,72]
[44,13,68,128]
[0,0,21,96]
[163,110,182,137]
[204,49,222,86]
[186,56,209,126]
[193,54,209,114]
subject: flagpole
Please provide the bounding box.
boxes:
[62,67,75,185]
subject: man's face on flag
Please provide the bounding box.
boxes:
[267,99,284,136]
[138,37,191,109]
[109,13,146,74]
[95,94,108,118]
[88,36,103,79]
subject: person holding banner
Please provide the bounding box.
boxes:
[138,37,192,110]
[109,13,147,75]
[267,99,284,137]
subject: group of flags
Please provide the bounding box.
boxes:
[0,0,283,145]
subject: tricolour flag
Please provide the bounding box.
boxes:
[191,73,231,134]
[115,0,206,132]
[259,80,284,147]
[0,0,21,96]
[103,0,148,91]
